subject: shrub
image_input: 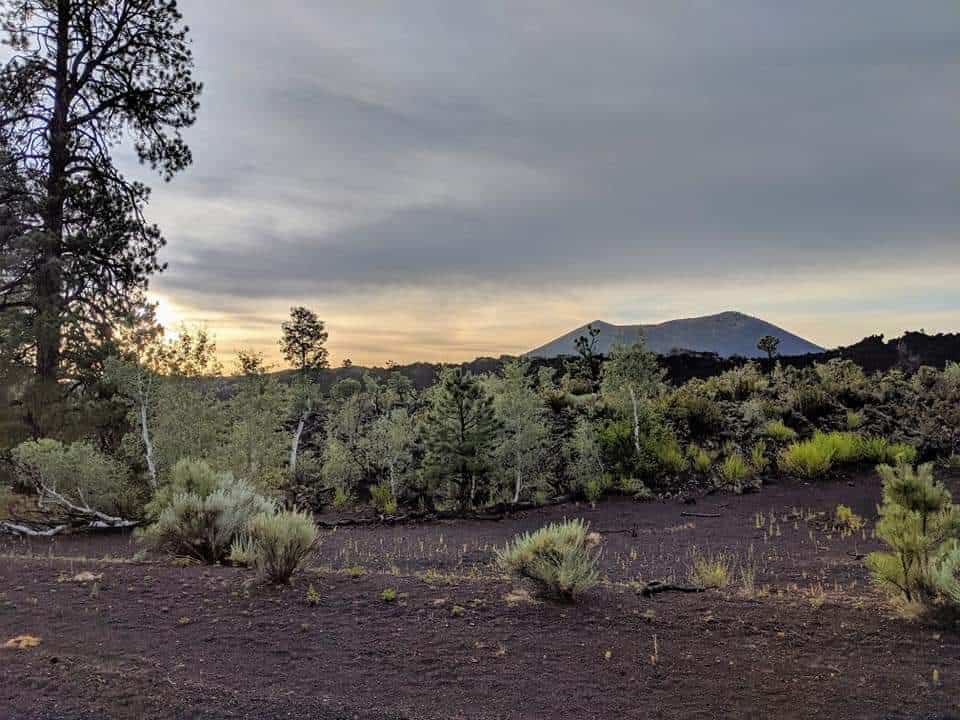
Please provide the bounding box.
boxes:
[834,504,864,532]
[687,444,712,474]
[718,454,749,484]
[791,385,833,421]
[749,440,769,474]
[779,436,835,479]
[672,392,723,437]
[857,437,917,466]
[762,420,798,443]
[497,519,601,602]
[11,438,137,516]
[820,432,862,464]
[145,458,224,519]
[652,436,687,474]
[582,476,607,503]
[688,548,732,589]
[142,475,276,563]
[866,463,960,612]
[369,481,398,515]
[244,509,317,584]
[845,410,863,430]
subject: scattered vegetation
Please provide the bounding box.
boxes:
[688,547,733,589]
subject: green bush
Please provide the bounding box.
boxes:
[11,438,137,516]
[142,475,276,563]
[762,420,798,443]
[845,410,863,430]
[779,435,835,479]
[242,509,317,584]
[497,519,601,602]
[858,437,917,466]
[716,454,755,493]
[819,431,862,464]
[749,440,769,474]
[866,463,960,612]
[369,481,398,514]
[672,392,723,437]
[145,458,225,519]
[687,444,712,474]
[652,436,687,474]
[791,385,833,421]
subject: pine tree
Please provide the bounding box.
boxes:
[422,367,499,510]
[866,462,960,609]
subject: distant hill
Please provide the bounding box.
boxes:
[526,311,825,359]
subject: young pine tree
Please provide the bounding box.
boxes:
[866,462,960,610]
[422,368,499,510]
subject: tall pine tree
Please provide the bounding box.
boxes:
[422,367,499,510]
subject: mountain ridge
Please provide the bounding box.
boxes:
[526,310,825,358]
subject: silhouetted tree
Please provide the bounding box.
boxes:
[757,335,780,360]
[0,0,202,382]
[280,307,329,375]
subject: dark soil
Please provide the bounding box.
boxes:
[2,472,959,719]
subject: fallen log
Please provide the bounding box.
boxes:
[639,581,706,597]
[315,494,575,529]
[680,511,722,518]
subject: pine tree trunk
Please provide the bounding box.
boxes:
[36,0,70,382]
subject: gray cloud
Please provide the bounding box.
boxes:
[132,0,959,344]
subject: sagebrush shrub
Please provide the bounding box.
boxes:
[142,475,276,562]
[244,509,317,584]
[497,519,601,602]
[866,463,960,612]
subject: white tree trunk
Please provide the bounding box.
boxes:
[513,453,523,504]
[137,371,158,489]
[629,386,641,455]
[289,410,308,476]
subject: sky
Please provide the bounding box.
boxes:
[122,1,960,367]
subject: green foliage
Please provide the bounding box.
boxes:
[834,504,864,532]
[218,351,289,487]
[845,410,863,430]
[749,440,769,474]
[651,435,687,474]
[762,419,798,443]
[421,368,499,510]
[497,519,601,602]
[142,475,276,563]
[565,417,604,496]
[815,359,866,398]
[688,548,732,589]
[381,587,398,602]
[582,474,611,504]
[858,437,917,466]
[708,363,767,401]
[370,481,398,515]
[11,438,137,516]
[486,360,550,503]
[243,509,317,584]
[687,444,712,474]
[790,385,833,421]
[778,434,837,479]
[145,458,225,519]
[716,454,754,493]
[866,463,960,611]
[670,390,723,437]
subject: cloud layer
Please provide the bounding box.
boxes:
[130,1,960,364]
